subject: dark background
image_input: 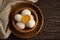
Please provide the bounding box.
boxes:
[4,0,60,40]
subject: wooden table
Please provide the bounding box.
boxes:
[6,0,60,40]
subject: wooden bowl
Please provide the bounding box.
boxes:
[9,2,44,38]
[12,7,38,33]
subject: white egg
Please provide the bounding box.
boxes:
[14,14,22,22]
[27,20,35,28]
[16,22,25,29]
[30,15,34,20]
[21,9,31,15]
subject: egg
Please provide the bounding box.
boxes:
[16,22,25,29]
[21,9,31,15]
[27,20,35,28]
[22,15,30,23]
[30,15,34,20]
[14,14,22,22]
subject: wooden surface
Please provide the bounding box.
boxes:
[5,0,60,40]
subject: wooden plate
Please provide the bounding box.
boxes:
[12,7,38,33]
[9,2,44,38]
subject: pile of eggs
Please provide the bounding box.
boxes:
[14,9,35,30]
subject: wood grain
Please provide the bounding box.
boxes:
[5,0,60,40]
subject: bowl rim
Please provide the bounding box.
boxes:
[12,7,38,33]
[9,1,44,38]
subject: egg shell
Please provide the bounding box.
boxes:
[30,15,34,20]
[21,9,31,15]
[16,22,25,29]
[14,14,22,22]
[27,20,35,28]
